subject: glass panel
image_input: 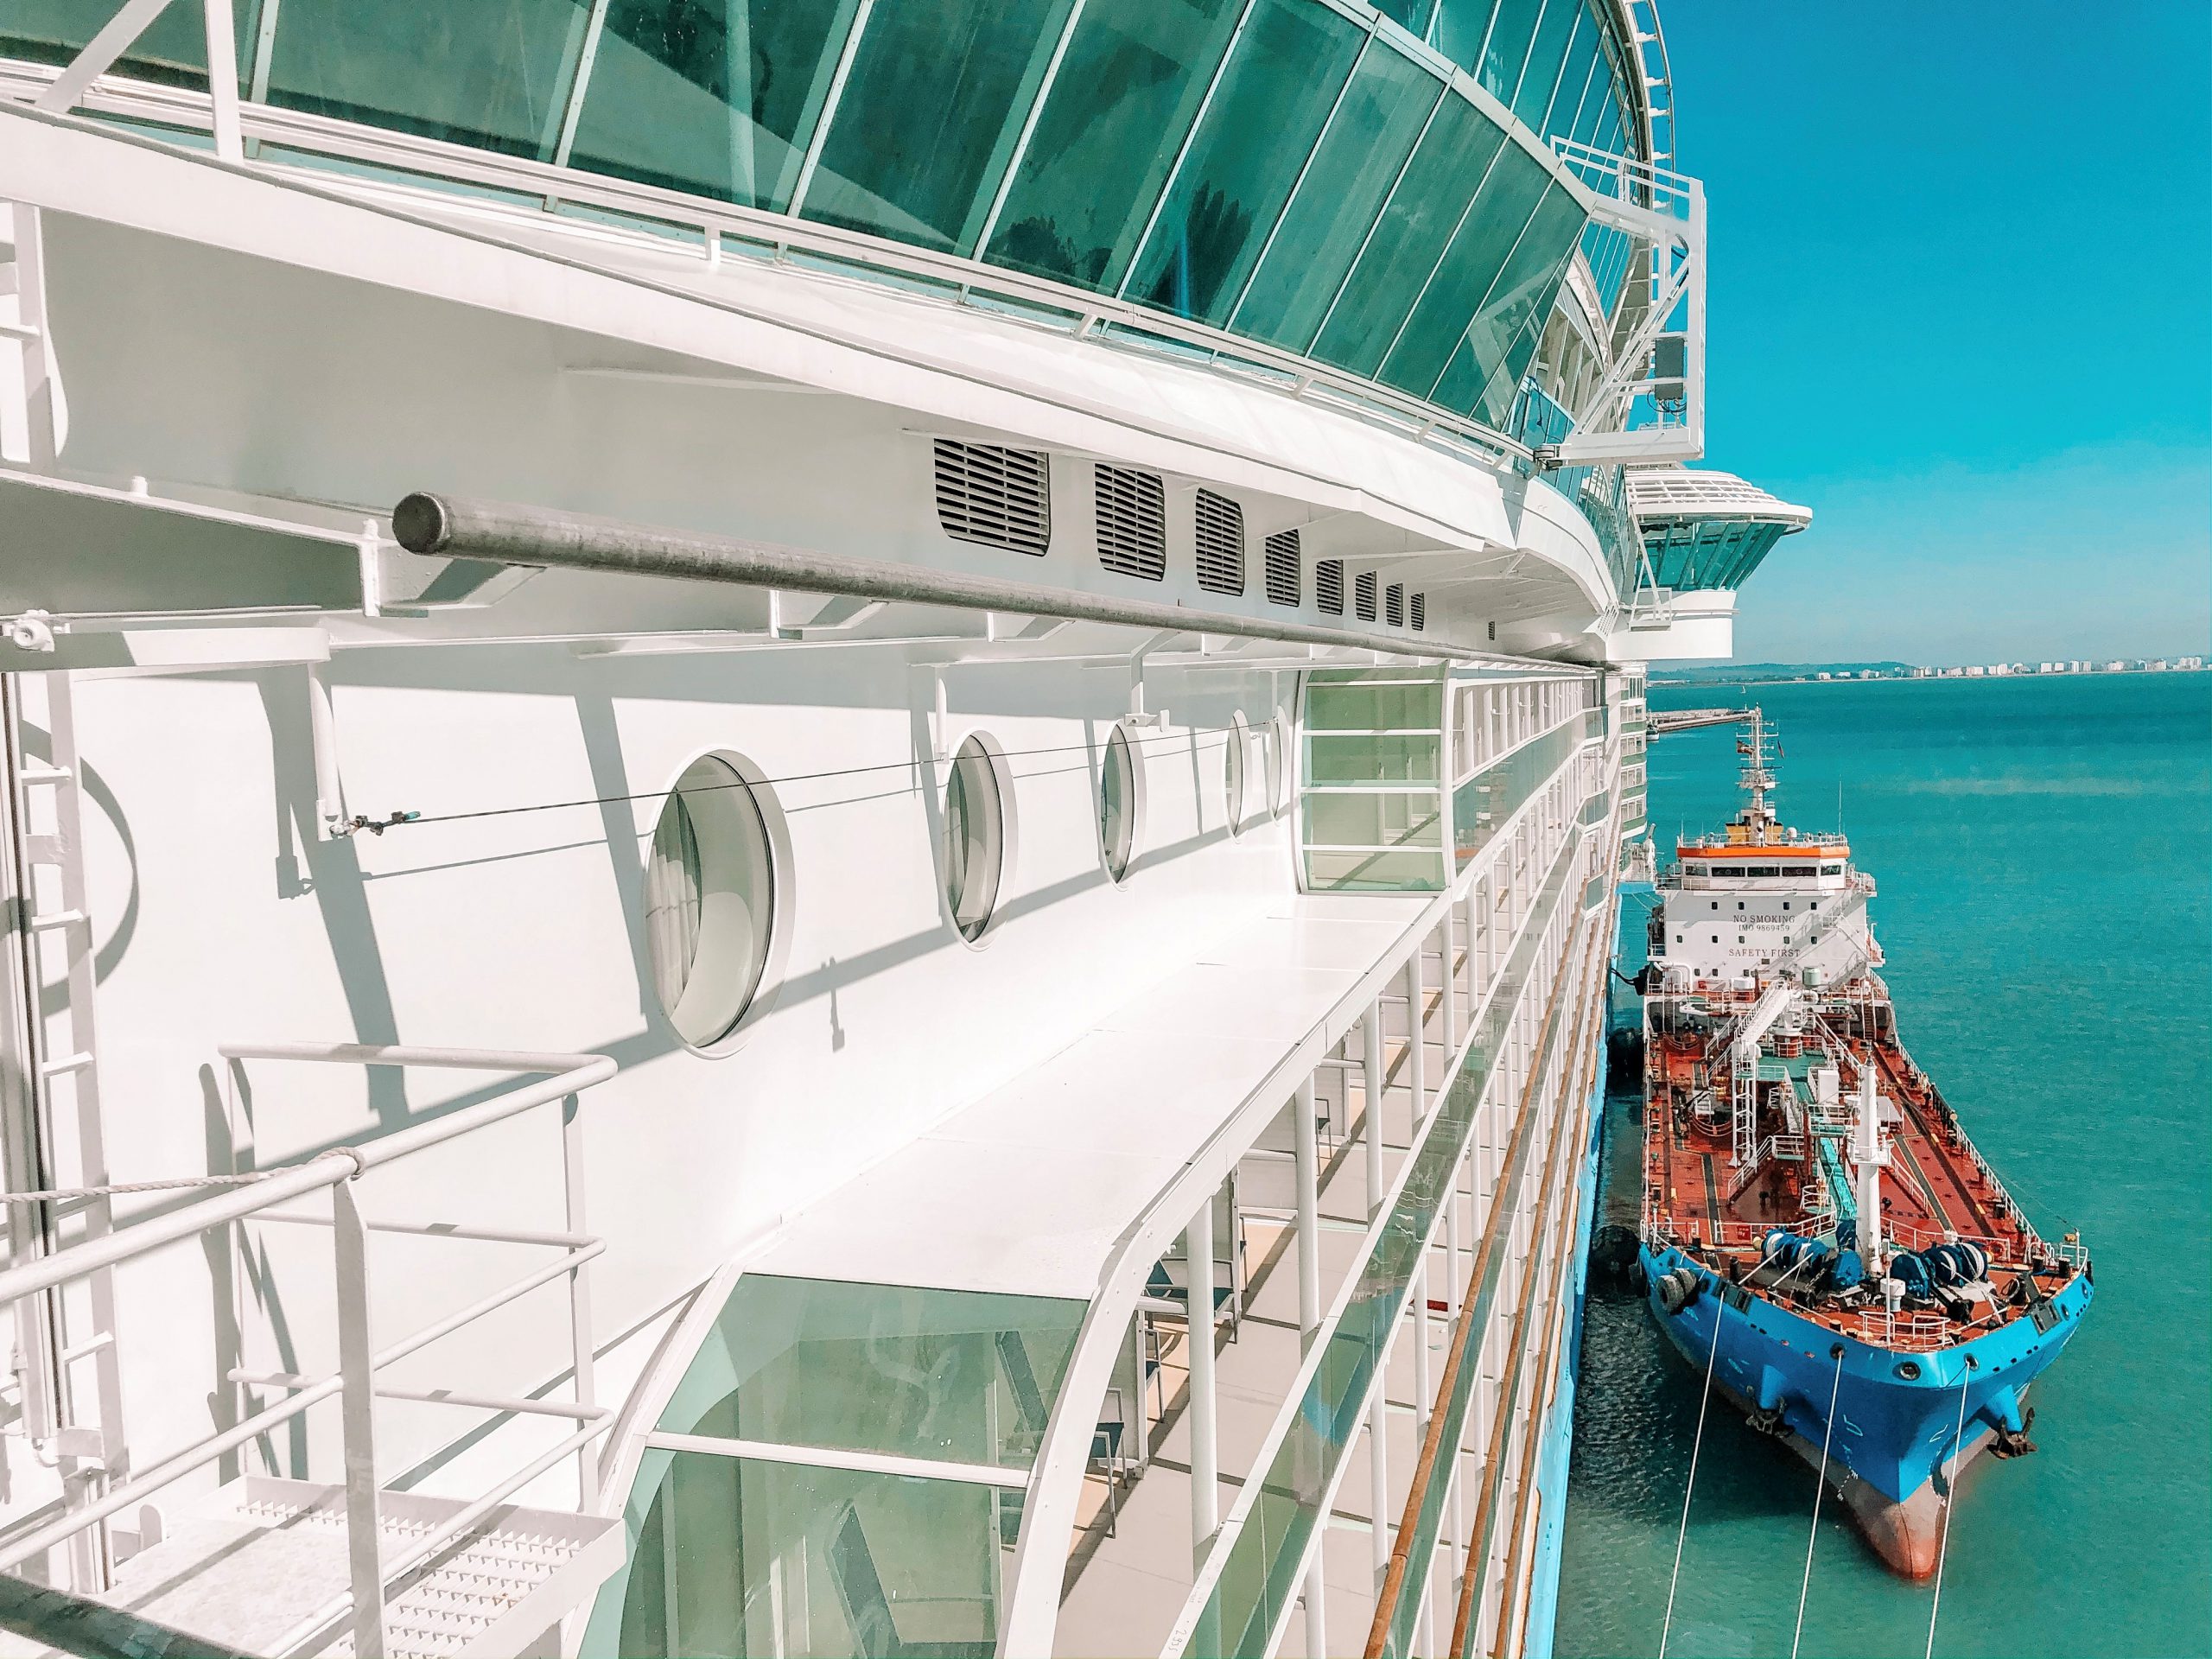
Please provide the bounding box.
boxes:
[1122,0,1363,323]
[1230,41,1439,347]
[565,0,855,211]
[657,1274,1087,1468]
[981,0,1243,289]
[1300,791,1441,849]
[0,0,253,87]
[800,0,1072,255]
[1309,93,1506,375]
[1302,677,1443,731]
[1510,0,1577,130]
[1440,181,1583,405]
[1185,823,1583,1651]
[1375,134,1549,397]
[1450,699,1586,868]
[1302,847,1446,892]
[1100,724,1138,880]
[1305,734,1440,786]
[263,0,588,160]
[1471,0,1539,102]
[1432,0,1498,74]
[1543,12,1598,140]
[1570,53,1612,147]
[601,1452,1001,1659]
[1593,95,1623,159]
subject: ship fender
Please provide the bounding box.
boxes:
[1656,1266,1702,1316]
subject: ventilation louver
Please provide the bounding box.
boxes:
[933,440,1051,556]
[1410,593,1426,632]
[1385,583,1404,627]
[1264,529,1300,606]
[1096,465,1166,581]
[1194,489,1245,595]
[1355,570,1377,622]
[1316,559,1344,615]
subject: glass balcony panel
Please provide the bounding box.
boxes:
[1303,847,1446,892]
[1375,135,1549,397]
[1432,0,1500,73]
[2,0,252,87]
[264,0,588,160]
[1303,677,1443,731]
[1123,0,1362,324]
[800,0,1071,255]
[1301,791,1441,850]
[602,1451,1001,1659]
[1309,94,1506,375]
[1471,0,1540,102]
[657,1274,1086,1469]
[565,0,855,211]
[980,0,1243,289]
[1230,40,1439,348]
[1510,0,1578,130]
[1304,734,1440,786]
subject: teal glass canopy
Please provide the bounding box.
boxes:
[11,0,1649,443]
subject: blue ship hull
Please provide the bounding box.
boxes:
[1639,1243,2091,1576]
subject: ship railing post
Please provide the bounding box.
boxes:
[333,1174,387,1659]
[1188,1192,1218,1567]
[1440,906,1459,1062]
[562,1091,597,1510]
[1363,1001,1384,1221]
[1408,943,1427,1121]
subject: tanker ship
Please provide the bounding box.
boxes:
[1636,711,2090,1577]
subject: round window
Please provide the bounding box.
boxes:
[1100,723,1141,883]
[943,735,1007,942]
[645,755,777,1047]
[1224,714,1249,836]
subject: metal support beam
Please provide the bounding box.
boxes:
[200,0,241,161]
[1362,1002,1384,1221]
[1408,945,1427,1119]
[1294,1077,1320,1347]
[34,0,174,113]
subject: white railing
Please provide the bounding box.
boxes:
[0,1042,616,1659]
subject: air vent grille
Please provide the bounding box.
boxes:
[1095,465,1166,581]
[1315,558,1344,615]
[1410,592,1426,631]
[1264,530,1300,606]
[1385,583,1404,627]
[933,440,1051,556]
[1194,489,1245,594]
[1355,570,1377,622]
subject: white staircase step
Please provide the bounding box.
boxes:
[63,1476,620,1659]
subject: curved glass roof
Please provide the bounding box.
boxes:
[1628,466,1812,591]
[4,0,1648,438]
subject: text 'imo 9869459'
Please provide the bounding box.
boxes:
[1634,710,2091,1580]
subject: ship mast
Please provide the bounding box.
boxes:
[1735,705,1777,837]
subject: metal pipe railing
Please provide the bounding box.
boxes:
[0,1043,615,1659]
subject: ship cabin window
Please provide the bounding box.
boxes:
[1710,901,1719,911]
[646,753,779,1049]
[1736,900,1745,911]
[943,736,1011,944]
[1747,865,1780,877]
[1810,902,1820,911]
[1782,901,1790,910]
[1100,723,1141,883]
[1822,862,1845,874]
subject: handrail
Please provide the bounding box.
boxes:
[0,1043,616,1659]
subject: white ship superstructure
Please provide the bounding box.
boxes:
[0,4,1800,1655]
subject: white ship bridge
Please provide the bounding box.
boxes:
[0,2,1796,1656]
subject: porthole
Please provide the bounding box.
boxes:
[1224,714,1249,836]
[645,753,783,1049]
[1895,1359,1923,1380]
[943,735,1010,943]
[1100,722,1143,883]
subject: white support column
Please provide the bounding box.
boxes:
[1363,1001,1384,1220]
[333,1180,387,1659]
[1368,1351,1389,1598]
[1440,905,1459,1059]
[1408,945,1427,1120]
[201,0,243,161]
[1410,1253,1434,1656]
[1189,1195,1218,1567]
[1295,1077,1321,1348]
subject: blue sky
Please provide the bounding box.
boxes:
[1662,2,2211,664]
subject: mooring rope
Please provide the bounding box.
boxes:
[1790,1347,1847,1659]
[1656,1237,1789,1659]
[1923,1361,1973,1659]
[0,1169,286,1205]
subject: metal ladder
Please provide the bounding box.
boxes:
[1,671,127,1590]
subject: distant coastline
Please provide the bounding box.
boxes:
[1651,657,2208,688]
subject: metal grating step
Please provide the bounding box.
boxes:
[60,1476,620,1659]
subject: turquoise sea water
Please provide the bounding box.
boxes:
[1555,671,2212,1659]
